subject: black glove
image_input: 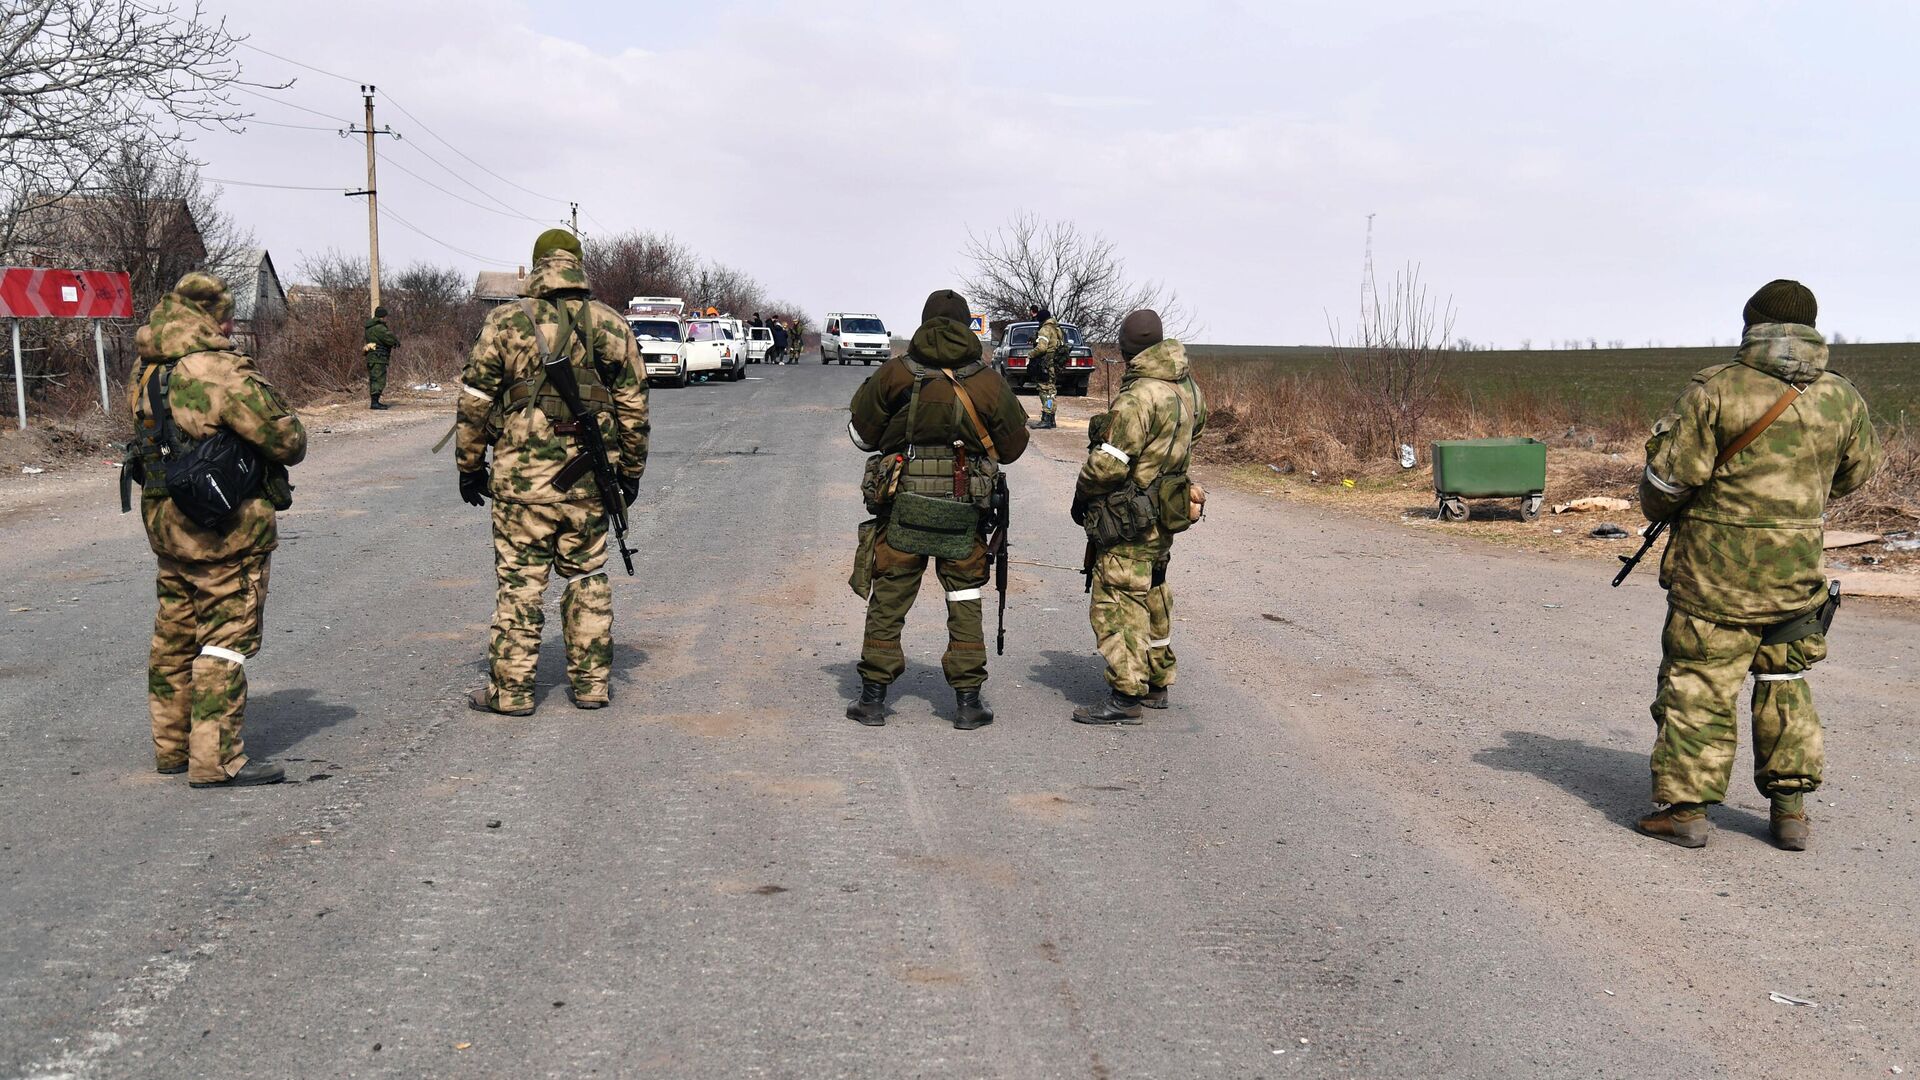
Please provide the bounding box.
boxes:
[1070,490,1090,527]
[459,469,489,506]
[618,474,640,507]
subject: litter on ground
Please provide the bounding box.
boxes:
[1553,496,1631,514]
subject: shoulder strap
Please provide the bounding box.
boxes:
[941,368,1000,464]
[1714,385,1802,469]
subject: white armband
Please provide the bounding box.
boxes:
[1643,466,1689,496]
[849,421,876,452]
[1098,443,1131,465]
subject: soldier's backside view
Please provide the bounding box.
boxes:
[1069,309,1206,724]
[1635,280,1879,851]
[363,305,399,410]
[454,230,650,716]
[124,272,307,788]
[1027,303,1063,430]
[846,289,1029,729]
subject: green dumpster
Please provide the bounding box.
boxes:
[1430,437,1547,521]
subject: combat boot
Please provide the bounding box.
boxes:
[369,394,389,411]
[568,688,609,711]
[1028,411,1056,430]
[1072,692,1144,725]
[189,760,285,789]
[1636,803,1711,848]
[1770,795,1811,852]
[1141,686,1169,710]
[467,688,533,717]
[846,681,887,726]
[953,689,994,730]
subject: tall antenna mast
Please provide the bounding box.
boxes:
[1360,212,1377,318]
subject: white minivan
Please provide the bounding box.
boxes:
[820,312,891,365]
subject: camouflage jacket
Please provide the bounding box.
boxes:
[455,251,650,505]
[127,294,308,563]
[1641,322,1880,625]
[1077,339,1208,529]
[849,317,1029,463]
[363,317,399,359]
[1031,317,1064,360]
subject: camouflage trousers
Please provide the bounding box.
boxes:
[367,358,389,397]
[858,528,990,690]
[1032,355,1057,416]
[1090,537,1175,697]
[487,500,612,712]
[1650,605,1826,806]
[149,554,270,782]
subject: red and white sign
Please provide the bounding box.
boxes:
[0,267,134,320]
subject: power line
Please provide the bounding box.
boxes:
[394,137,543,222]
[379,203,518,268]
[231,84,352,124]
[206,176,351,192]
[378,89,568,205]
[381,153,553,225]
[240,117,340,132]
[237,41,364,86]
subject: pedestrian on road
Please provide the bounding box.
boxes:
[769,320,789,365]
[1027,302,1064,430]
[1070,309,1206,724]
[363,305,399,410]
[846,289,1029,729]
[125,272,307,787]
[1635,279,1880,851]
[454,229,651,716]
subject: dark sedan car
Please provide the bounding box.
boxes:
[992,321,1095,397]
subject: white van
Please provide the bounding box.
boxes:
[627,296,687,388]
[820,312,891,365]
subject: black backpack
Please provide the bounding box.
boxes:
[129,364,263,529]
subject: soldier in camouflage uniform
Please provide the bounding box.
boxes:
[455,230,650,716]
[846,289,1029,729]
[1026,303,1064,430]
[127,273,308,787]
[1636,280,1880,851]
[1070,310,1206,724]
[363,306,399,410]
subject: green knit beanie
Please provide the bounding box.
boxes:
[921,289,970,325]
[532,228,583,264]
[1743,279,1817,328]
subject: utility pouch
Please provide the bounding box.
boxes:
[861,453,906,515]
[1761,581,1841,646]
[888,491,979,560]
[1153,472,1194,534]
[1083,484,1156,548]
[849,517,879,598]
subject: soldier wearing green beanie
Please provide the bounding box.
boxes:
[1635,279,1879,852]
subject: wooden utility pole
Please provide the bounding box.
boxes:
[344,85,399,315]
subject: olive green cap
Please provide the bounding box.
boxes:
[532,228,583,264]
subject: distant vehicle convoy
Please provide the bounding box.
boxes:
[993,320,1095,397]
[820,313,891,365]
[626,296,688,388]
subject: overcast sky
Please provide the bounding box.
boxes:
[196,0,1920,346]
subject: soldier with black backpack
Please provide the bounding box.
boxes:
[453,230,651,716]
[123,272,307,787]
[845,289,1029,729]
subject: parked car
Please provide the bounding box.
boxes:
[993,320,1095,396]
[684,317,747,382]
[626,296,687,388]
[820,312,891,365]
[747,325,772,363]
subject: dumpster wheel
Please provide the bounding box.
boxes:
[1521,494,1544,521]
[1437,496,1470,522]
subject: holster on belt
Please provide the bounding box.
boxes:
[1760,580,1841,646]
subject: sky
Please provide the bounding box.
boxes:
[194,0,1920,346]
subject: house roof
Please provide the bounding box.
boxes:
[473,270,524,301]
[208,248,285,323]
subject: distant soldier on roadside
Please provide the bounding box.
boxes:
[1069,309,1206,724]
[1635,280,1880,851]
[125,272,307,787]
[1027,302,1064,430]
[846,289,1029,729]
[454,229,651,716]
[363,305,399,410]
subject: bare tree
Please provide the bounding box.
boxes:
[0,0,259,255]
[1328,263,1455,461]
[59,143,252,312]
[961,212,1195,341]
[584,230,698,306]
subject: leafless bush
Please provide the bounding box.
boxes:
[1328,264,1454,462]
[1832,417,1920,531]
[961,212,1195,341]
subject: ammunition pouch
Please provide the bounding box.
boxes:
[1082,484,1157,548]
[1152,471,1194,534]
[861,453,907,515]
[863,446,997,516]
[888,492,980,560]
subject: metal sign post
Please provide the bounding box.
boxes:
[11,319,23,431]
[93,320,110,413]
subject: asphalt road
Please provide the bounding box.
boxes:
[2,362,1915,1079]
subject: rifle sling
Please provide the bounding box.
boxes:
[1714,385,1802,470]
[939,368,1000,464]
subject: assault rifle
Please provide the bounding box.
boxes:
[543,332,637,576]
[987,472,1011,654]
[1613,518,1669,587]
